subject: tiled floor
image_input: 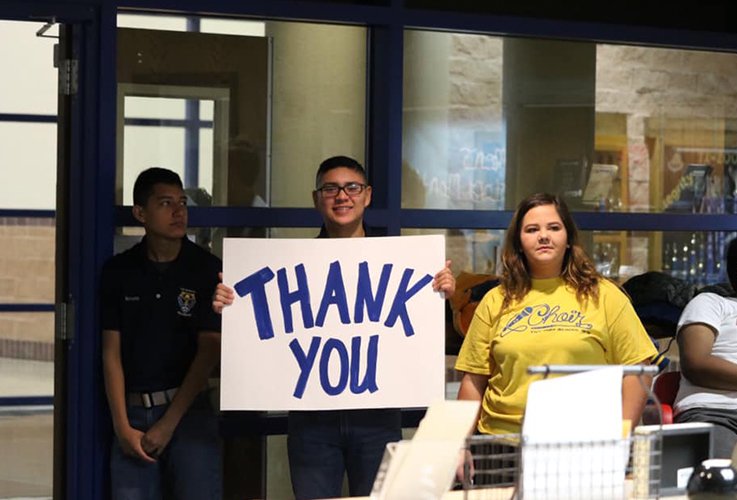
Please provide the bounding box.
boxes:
[0,358,53,499]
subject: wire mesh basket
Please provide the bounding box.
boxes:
[462,430,662,500]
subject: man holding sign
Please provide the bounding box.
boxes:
[214,156,455,499]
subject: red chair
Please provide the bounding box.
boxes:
[651,370,681,424]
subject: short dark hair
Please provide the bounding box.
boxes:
[133,167,183,206]
[315,156,367,187]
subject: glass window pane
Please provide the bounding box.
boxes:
[121,126,186,204]
[0,314,54,499]
[0,356,53,395]
[403,31,505,210]
[403,30,737,214]
[200,100,214,121]
[400,228,503,275]
[200,18,266,37]
[0,21,57,115]
[199,128,214,198]
[584,230,735,287]
[117,13,187,31]
[0,217,55,304]
[116,17,365,209]
[117,23,270,207]
[0,406,52,497]
[0,122,56,210]
[403,227,734,289]
[116,226,369,262]
[267,21,366,207]
[125,96,186,120]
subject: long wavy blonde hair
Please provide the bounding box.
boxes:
[500,193,601,310]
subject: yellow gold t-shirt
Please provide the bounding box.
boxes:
[455,277,657,435]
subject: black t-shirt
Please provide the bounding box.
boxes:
[100,237,222,392]
[316,224,385,238]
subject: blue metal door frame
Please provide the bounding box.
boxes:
[0,3,112,499]
[4,2,737,499]
[63,6,116,499]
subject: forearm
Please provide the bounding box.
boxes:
[102,333,130,435]
[458,375,485,401]
[457,372,488,433]
[622,374,651,426]
[158,331,220,429]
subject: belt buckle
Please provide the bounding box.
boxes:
[141,392,153,409]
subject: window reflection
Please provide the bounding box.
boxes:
[403,31,737,214]
[116,15,366,209]
[403,228,736,288]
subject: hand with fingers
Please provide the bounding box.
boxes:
[212,272,235,314]
[117,425,157,464]
[432,260,456,298]
[141,420,175,460]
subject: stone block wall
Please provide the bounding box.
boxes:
[0,217,55,361]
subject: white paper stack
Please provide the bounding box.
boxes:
[521,366,626,499]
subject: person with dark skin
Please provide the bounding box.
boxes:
[213,156,455,499]
[673,238,737,458]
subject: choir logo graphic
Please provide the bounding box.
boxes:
[501,304,592,336]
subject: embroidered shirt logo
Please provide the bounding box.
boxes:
[177,288,196,317]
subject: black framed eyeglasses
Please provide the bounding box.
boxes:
[315,182,367,197]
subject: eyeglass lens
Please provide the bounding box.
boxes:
[320,183,364,196]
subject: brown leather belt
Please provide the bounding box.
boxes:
[127,387,178,408]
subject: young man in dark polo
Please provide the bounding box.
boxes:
[214,156,455,499]
[101,167,222,500]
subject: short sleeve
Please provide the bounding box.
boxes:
[455,291,498,375]
[677,293,722,334]
[602,282,657,365]
[197,254,223,333]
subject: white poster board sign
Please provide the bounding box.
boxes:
[220,235,446,411]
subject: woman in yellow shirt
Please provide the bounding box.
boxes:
[455,193,657,435]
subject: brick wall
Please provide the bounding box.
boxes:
[0,217,55,361]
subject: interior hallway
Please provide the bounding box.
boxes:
[0,357,53,499]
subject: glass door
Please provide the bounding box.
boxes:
[0,18,59,499]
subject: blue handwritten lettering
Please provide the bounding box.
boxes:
[319,338,349,396]
[315,261,351,327]
[277,264,314,333]
[354,262,392,323]
[289,337,321,398]
[350,335,379,394]
[384,268,433,336]
[289,335,380,398]
[233,266,276,340]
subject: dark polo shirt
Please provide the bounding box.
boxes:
[100,237,221,392]
[316,224,386,239]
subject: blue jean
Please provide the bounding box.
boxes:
[110,393,222,500]
[287,409,402,500]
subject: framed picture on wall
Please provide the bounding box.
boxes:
[583,163,618,205]
[554,158,587,199]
